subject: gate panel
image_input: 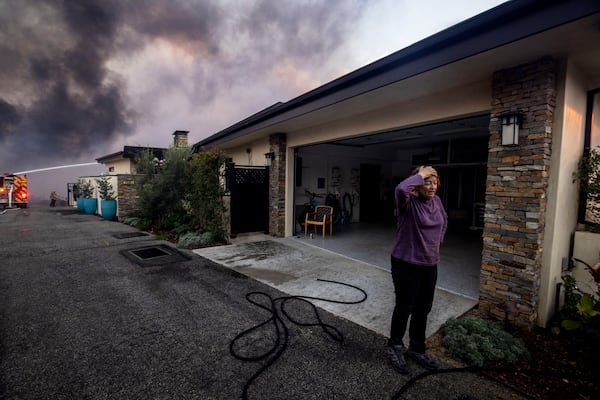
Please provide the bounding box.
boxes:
[229,166,269,235]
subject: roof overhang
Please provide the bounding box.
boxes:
[96,151,125,164]
[194,0,600,150]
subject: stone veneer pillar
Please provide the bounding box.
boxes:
[268,133,286,236]
[116,174,142,220]
[481,58,557,328]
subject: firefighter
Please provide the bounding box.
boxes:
[50,191,59,207]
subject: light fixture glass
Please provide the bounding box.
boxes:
[501,113,522,146]
[264,152,275,166]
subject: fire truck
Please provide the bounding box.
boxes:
[0,174,28,208]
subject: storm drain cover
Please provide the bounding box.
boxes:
[120,244,190,267]
[112,232,149,239]
[131,247,169,259]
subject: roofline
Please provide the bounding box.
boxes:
[96,151,125,163]
[96,146,168,163]
[194,0,600,150]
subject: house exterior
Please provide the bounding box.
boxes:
[86,130,189,219]
[193,0,600,328]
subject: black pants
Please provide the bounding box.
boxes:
[50,199,56,207]
[389,256,437,353]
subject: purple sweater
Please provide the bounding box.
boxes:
[390,174,447,266]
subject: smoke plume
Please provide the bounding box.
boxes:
[0,0,367,173]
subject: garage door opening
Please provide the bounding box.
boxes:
[292,114,489,299]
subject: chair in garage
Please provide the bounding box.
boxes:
[304,205,334,238]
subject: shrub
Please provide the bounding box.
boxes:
[559,274,600,335]
[177,232,214,249]
[442,316,530,367]
[134,146,193,233]
[187,150,228,243]
[78,180,94,198]
[122,216,142,228]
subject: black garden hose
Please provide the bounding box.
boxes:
[229,279,367,400]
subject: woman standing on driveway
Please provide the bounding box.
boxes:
[386,165,447,374]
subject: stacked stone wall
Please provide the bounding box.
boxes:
[269,133,286,237]
[481,57,557,328]
[116,174,141,220]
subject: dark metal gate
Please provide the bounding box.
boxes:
[228,166,269,235]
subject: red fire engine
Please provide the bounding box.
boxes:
[0,174,28,208]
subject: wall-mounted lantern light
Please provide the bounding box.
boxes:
[501,112,523,146]
[264,152,275,166]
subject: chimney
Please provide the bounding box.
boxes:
[173,130,189,147]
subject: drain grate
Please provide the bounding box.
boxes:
[131,247,169,259]
[112,232,149,239]
[120,244,190,267]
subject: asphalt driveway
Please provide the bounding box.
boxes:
[0,207,526,400]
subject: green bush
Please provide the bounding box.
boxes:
[177,232,214,249]
[133,147,228,245]
[186,151,228,243]
[78,180,94,198]
[134,146,193,233]
[442,316,530,367]
[122,216,142,228]
[559,274,600,335]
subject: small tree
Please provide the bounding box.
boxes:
[187,150,228,242]
[97,176,115,200]
[78,180,94,198]
[134,146,193,232]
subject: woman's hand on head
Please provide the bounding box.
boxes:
[418,166,437,180]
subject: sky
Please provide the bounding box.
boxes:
[0,0,507,202]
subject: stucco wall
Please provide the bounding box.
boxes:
[226,138,269,167]
[538,60,588,326]
[103,158,133,175]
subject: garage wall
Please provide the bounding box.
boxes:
[294,144,396,225]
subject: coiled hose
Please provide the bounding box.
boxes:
[229,279,367,400]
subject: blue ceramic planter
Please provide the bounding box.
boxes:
[83,198,97,215]
[76,198,85,213]
[100,199,117,221]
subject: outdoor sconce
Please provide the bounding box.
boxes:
[501,112,523,146]
[264,152,275,166]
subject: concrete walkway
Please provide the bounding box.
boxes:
[193,234,477,340]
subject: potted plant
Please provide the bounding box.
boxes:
[74,184,85,213]
[78,180,96,215]
[97,176,117,221]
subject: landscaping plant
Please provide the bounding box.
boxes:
[441,316,530,367]
[97,176,116,200]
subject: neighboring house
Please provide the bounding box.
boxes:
[82,130,188,219]
[193,0,600,329]
[95,146,167,175]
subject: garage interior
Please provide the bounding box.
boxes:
[292,114,490,300]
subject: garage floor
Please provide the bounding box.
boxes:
[295,221,483,299]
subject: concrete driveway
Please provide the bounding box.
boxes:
[0,207,525,400]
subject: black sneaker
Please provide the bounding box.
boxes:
[405,349,440,370]
[386,345,409,374]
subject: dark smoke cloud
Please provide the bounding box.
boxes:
[0,0,367,173]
